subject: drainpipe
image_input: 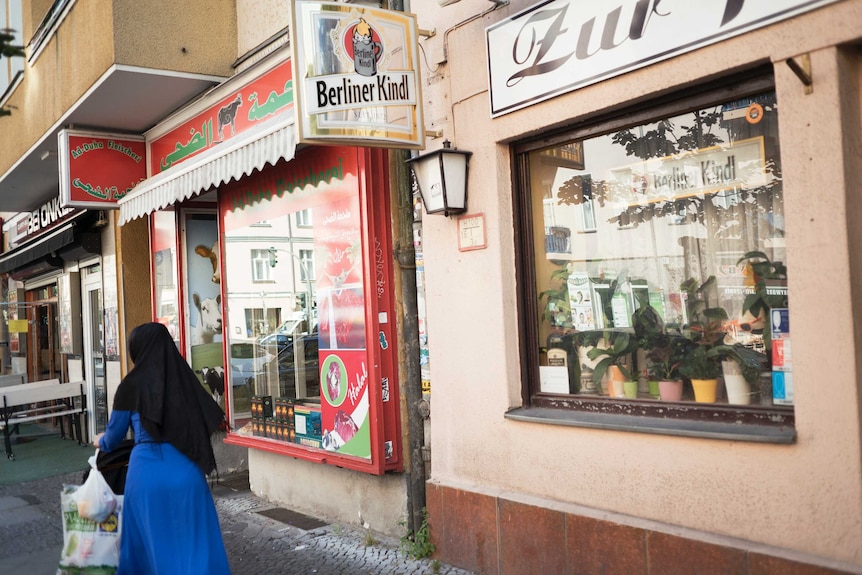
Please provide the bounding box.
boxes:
[386,0,427,539]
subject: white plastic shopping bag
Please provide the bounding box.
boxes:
[74,450,117,523]
[57,484,123,575]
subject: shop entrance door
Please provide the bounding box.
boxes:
[82,266,107,434]
[26,286,59,383]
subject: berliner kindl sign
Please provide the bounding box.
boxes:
[291,2,424,149]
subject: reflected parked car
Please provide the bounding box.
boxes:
[229,342,272,396]
[247,334,320,399]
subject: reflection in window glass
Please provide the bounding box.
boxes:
[152,211,180,344]
[251,249,273,282]
[296,208,312,227]
[225,212,320,424]
[531,92,789,406]
[299,249,314,282]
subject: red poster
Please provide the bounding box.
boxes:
[59,130,147,208]
[316,192,365,350]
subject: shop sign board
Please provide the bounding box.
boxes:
[149,59,294,174]
[58,129,147,209]
[486,0,840,117]
[291,2,424,149]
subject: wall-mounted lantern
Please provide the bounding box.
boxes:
[406,140,472,217]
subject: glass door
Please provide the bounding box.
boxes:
[25,285,59,383]
[82,266,106,434]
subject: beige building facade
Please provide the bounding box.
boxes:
[413,0,862,573]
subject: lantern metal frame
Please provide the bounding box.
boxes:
[406,140,472,217]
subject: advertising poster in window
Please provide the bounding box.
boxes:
[315,190,370,458]
[184,212,224,399]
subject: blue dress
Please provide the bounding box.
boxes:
[99,410,230,575]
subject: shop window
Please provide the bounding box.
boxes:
[251,249,274,282]
[518,84,793,429]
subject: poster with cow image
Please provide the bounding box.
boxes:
[315,189,370,458]
[184,211,226,406]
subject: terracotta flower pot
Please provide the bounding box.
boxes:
[658,380,683,401]
[607,365,628,398]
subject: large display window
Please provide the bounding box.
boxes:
[220,146,402,473]
[518,80,794,428]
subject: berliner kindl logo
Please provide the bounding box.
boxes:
[331,15,387,77]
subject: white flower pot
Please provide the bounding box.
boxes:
[722,360,751,405]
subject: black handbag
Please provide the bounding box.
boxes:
[82,438,134,494]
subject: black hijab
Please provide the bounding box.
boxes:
[114,322,225,475]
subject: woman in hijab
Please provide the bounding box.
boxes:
[94,322,229,574]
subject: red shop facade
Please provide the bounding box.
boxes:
[117,51,409,529]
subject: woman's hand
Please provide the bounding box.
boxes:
[92,432,105,449]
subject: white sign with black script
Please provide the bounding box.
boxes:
[486,0,839,117]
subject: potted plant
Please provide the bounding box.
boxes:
[737,251,788,352]
[676,276,728,403]
[644,333,690,401]
[538,264,574,336]
[632,293,666,397]
[675,276,769,403]
[715,343,767,405]
[587,329,638,398]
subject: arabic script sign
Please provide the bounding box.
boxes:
[291,2,424,149]
[58,130,147,209]
[486,0,840,117]
[149,59,294,174]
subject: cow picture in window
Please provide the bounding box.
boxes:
[195,242,220,284]
[191,293,222,345]
[199,365,225,406]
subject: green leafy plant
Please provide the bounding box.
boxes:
[675,276,767,384]
[676,276,728,380]
[538,264,573,330]
[587,329,638,385]
[737,251,788,351]
[644,333,690,381]
[400,508,435,560]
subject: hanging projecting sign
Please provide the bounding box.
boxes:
[58,130,147,209]
[486,0,840,117]
[291,2,424,149]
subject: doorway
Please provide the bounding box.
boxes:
[25,285,60,382]
[82,265,106,434]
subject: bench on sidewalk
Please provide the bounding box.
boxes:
[1,379,88,460]
[0,373,26,388]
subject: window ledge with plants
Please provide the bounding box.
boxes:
[520,87,795,438]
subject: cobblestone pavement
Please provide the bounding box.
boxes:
[0,470,475,575]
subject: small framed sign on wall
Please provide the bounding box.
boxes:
[458,213,486,252]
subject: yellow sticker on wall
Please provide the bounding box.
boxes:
[8,319,28,333]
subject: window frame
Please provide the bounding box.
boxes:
[251,248,274,282]
[512,68,796,436]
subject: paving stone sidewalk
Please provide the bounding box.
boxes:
[0,469,474,575]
